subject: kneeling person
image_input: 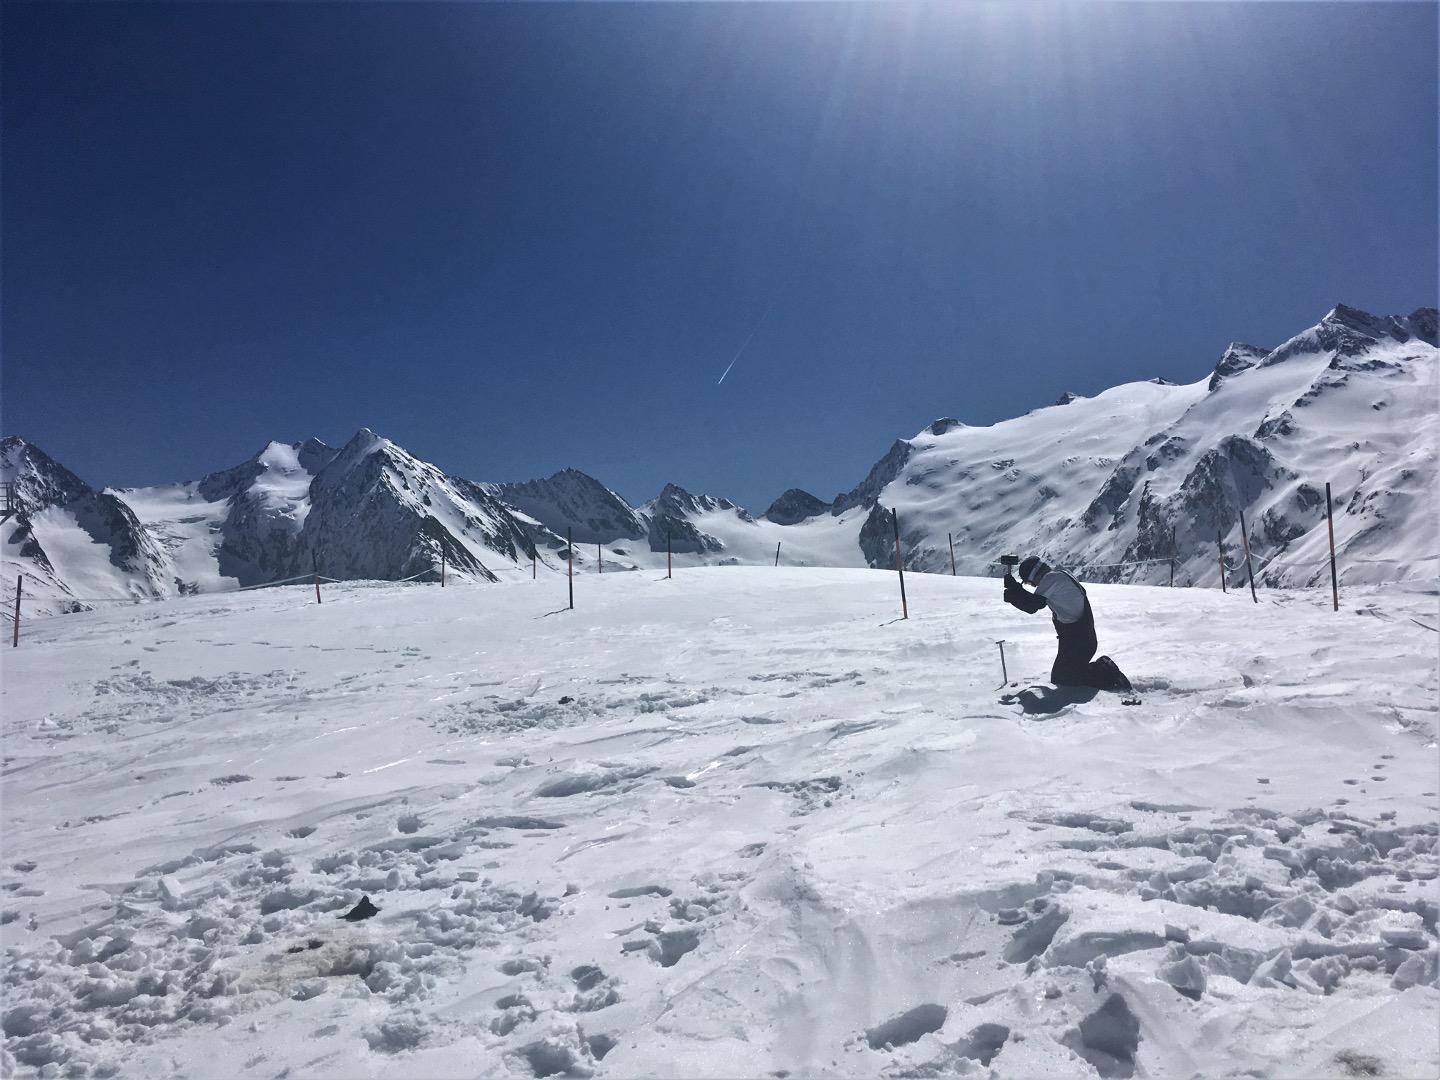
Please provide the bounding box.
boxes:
[1003,556,1131,692]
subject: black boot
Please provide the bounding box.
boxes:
[1093,656,1132,693]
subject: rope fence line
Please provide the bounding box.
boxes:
[236,574,315,592]
[6,474,1438,646]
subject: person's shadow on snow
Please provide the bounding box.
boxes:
[1013,685,1098,715]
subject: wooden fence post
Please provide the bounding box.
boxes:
[892,509,909,620]
[774,542,781,567]
[1326,482,1339,612]
[313,553,322,605]
[1217,528,1227,594]
[948,532,956,576]
[567,527,574,610]
[1237,508,1258,604]
[11,575,20,648]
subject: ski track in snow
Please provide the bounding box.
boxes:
[2,568,1437,1078]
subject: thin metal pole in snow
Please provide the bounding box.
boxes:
[597,542,602,575]
[1238,507,1258,604]
[774,542,781,567]
[441,550,446,588]
[1217,528,1227,594]
[948,532,956,576]
[666,532,672,579]
[12,575,20,648]
[1326,482,1339,612]
[313,553,322,604]
[892,509,908,620]
[996,640,1008,685]
[532,546,537,580]
[567,527,574,610]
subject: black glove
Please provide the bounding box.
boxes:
[1004,575,1047,614]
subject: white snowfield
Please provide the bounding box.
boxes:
[2,568,1437,1078]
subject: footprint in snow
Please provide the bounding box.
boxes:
[865,1003,948,1050]
[568,964,621,1011]
[607,885,672,899]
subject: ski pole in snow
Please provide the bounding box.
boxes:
[567,527,574,610]
[313,553,322,605]
[11,575,20,648]
[1326,482,1339,612]
[996,640,1009,686]
[774,542,781,567]
[1237,508,1258,604]
[1217,528,1227,594]
[892,509,908,620]
[948,532,956,576]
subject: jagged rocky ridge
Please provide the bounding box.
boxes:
[3,304,1435,613]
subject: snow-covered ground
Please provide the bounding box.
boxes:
[3,568,1437,1078]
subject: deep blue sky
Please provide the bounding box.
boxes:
[4,2,1436,510]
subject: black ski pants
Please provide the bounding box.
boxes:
[1051,605,1103,688]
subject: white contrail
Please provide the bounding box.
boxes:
[717,301,775,385]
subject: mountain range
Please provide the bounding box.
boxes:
[4,304,1434,617]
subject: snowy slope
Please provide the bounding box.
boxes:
[3,569,1437,1077]
[855,305,1438,587]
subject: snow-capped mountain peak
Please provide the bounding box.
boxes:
[763,488,830,525]
[1208,343,1270,391]
[646,482,748,521]
[1,436,172,608]
[1263,303,1438,369]
[489,468,647,546]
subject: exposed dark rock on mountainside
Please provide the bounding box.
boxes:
[764,488,830,526]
